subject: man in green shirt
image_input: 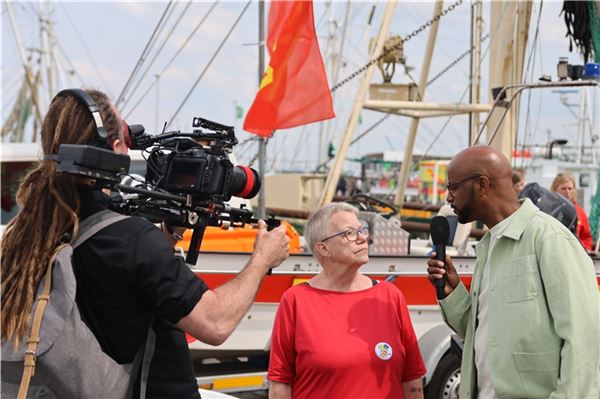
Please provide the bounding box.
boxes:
[427,145,600,398]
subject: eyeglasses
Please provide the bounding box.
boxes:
[321,226,370,243]
[445,174,483,197]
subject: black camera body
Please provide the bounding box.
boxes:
[134,117,259,203]
[54,116,261,229]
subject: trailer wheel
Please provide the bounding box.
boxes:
[424,351,461,399]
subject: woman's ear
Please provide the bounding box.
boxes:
[315,242,330,258]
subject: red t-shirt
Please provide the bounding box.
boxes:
[575,202,593,251]
[268,281,426,399]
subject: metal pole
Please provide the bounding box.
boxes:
[317,1,334,166]
[394,0,444,209]
[469,0,483,145]
[576,88,586,164]
[257,0,267,219]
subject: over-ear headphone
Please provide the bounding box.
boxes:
[55,88,110,148]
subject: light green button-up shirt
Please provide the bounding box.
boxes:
[440,198,600,398]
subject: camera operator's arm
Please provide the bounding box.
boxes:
[176,220,289,345]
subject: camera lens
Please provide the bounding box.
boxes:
[231,165,260,199]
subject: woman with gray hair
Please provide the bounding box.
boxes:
[268,202,426,399]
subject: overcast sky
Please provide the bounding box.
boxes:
[2,1,597,174]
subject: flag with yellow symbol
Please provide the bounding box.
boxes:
[243,0,335,137]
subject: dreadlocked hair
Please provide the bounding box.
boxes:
[1,89,121,347]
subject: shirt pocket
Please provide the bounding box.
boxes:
[513,349,559,396]
[502,255,539,303]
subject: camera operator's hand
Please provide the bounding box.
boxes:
[176,219,289,346]
[252,219,290,273]
[426,252,460,296]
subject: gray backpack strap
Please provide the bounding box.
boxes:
[72,209,127,249]
[74,209,157,399]
[139,317,157,399]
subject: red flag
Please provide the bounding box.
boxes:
[243,0,335,137]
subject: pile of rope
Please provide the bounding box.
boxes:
[561,0,600,62]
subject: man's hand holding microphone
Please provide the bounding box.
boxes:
[427,216,460,299]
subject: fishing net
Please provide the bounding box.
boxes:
[561,1,596,62]
[590,1,600,62]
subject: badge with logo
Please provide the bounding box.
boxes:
[374,342,393,360]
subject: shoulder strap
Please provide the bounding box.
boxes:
[17,248,58,399]
[72,209,128,249]
[138,318,156,399]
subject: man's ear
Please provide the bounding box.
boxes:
[477,175,492,195]
[111,138,128,155]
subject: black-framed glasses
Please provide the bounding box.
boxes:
[445,174,483,197]
[321,226,370,243]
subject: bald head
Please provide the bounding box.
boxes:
[447,145,520,227]
[449,145,513,182]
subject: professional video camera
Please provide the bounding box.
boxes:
[54,117,276,265]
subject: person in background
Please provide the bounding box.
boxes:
[511,169,525,194]
[551,172,593,251]
[268,202,426,399]
[336,175,348,197]
[1,88,290,398]
[427,145,599,398]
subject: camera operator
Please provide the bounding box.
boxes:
[1,88,290,398]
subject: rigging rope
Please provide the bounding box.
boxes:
[123,1,219,120]
[167,0,251,128]
[120,1,193,113]
[116,2,174,108]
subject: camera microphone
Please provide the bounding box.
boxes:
[430,216,450,300]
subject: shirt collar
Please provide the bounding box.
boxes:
[499,198,537,241]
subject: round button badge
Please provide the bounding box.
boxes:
[374,342,393,360]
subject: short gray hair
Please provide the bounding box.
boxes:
[305,202,358,253]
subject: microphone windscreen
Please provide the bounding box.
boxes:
[430,216,450,245]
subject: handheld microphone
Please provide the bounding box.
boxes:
[265,218,281,276]
[430,216,450,300]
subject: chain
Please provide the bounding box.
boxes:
[350,30,488,147]
[330,0,464,93]
[427,33,489,87]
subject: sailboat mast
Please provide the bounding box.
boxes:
[5,1,44,140]
[486,1,532,156]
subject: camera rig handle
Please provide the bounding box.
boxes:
[186,216,210,266]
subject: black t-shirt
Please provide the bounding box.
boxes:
[73,186,208,398]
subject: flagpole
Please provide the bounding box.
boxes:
[257,0,267,219]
